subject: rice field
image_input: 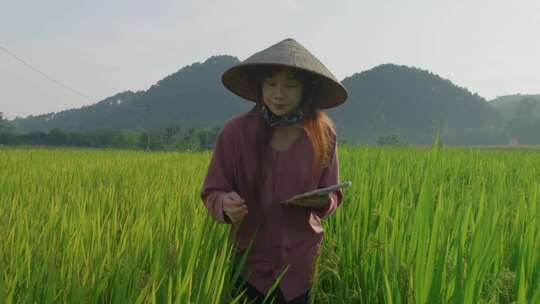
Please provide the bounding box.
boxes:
[1,144,539,303]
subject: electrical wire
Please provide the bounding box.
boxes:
[0,43,96,102]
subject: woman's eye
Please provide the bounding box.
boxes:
[264,80,298,88]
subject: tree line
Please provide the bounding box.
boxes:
[1,113,221,151]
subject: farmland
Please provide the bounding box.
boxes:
[1,145,539,303]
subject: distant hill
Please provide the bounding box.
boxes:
[13,91,145,133]
[12,55,252,133]
[489,94,540,122]
[327,64,503,144]
[487,95,540,145]
[10,57,533,145]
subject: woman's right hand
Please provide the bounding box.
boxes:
[223,191,248,223]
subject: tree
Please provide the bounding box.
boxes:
[376,133,403,146]
[515,98,540,119]
[0,112,3,133]
[0,112,7,145]
[49,128,69,145]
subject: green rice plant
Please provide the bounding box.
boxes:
[1,144,539,303]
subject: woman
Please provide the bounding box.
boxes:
[200,38,348,304]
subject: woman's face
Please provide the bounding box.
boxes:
[261,68,304,116]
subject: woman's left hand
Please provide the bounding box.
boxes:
[287,193,330,209]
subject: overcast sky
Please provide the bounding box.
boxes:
[1,0,539,119]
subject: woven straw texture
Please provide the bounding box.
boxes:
[222,38,348,109]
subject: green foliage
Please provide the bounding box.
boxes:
[487,96,540,145]
[376,133,405,146]
[0,112,15,136]
[0,149,246,302]
[514,97,540,119]
[2,146,540,302]
[135,126,221,151]
[501,117,540,145]
[489,94,540,123]
[0,126,221,151]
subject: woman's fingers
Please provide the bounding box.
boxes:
[225,204,247,214]
[228,192,245,203]
[229,208,248,222]
[227,209,247,223]
[224,191,248,223]
[224,192,245,206]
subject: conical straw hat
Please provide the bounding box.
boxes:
[222,38,348,109]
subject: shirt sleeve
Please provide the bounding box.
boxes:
[200,123,237,224]
[313,137,343,220]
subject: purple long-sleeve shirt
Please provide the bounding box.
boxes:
[200,110,343,302]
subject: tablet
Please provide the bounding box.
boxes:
[280,181,352,205]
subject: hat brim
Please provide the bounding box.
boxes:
[222,63,348,109]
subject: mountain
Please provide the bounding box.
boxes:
[327,64,503,144]
[10,58,522,145]
[12,55,252,133]
[13,91,145,133]
[489,94,540,122]
[487,94,540,144]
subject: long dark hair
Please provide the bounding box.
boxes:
[247,66,337,200]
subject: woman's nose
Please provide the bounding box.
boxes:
[275,84,286,96]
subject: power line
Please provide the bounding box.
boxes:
[0,44,96,102]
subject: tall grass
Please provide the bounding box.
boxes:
[0,145,539,303]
